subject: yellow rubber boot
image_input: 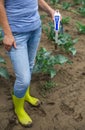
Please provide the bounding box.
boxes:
[12,95,32,127]
[25,87,40,106]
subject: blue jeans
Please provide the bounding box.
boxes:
[8,27,41,98]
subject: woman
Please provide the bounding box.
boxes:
[0,0,61,127]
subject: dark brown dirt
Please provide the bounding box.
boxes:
[0,1,85,130]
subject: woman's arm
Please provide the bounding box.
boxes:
[0,0,16,50]
[0,0,12,36]
[38,0,55,19]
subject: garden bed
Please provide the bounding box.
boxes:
[0,0,85,130]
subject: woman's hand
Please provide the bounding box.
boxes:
[49,9,62,21]
[3,34,16,51]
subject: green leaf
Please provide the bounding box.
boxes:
[73,38,78,44]
[78,7,85,16]
[0,57,6,64]
[42,22,55,41]
[61,16,70,24]
[57,33,78,55]
[69,47,77,55]
[50,69,56,78]
[0,67,9,79]
[73,0,81,5]
[40,14,46,20]
[55,55,69,64]
[62,2,72,10]
[76,21,85,34]
[0,29,3,41]
[50,0,59,5]
[0,37,3,41]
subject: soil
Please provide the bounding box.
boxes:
[0,1,85,130]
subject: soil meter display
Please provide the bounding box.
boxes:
[54,11,61,31]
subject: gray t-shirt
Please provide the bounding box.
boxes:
[5,0,41,32]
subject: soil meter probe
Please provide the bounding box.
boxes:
[54,10,63,49]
